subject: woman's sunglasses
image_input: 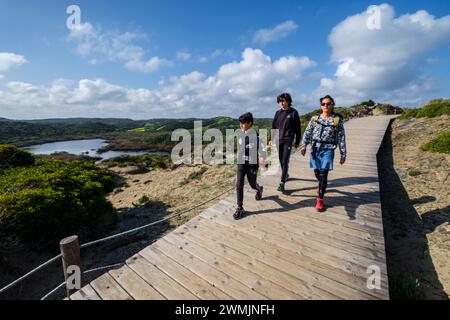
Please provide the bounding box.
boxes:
[321,102,333,106]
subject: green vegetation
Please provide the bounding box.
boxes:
[98,130,176,153]
[132,195,150,208]
[401,99,450,119]
[101,154,171,169]
[0,146,116,243]
[390,275,424,300]
[180,167,208,186]
[0,144,35,168]
[408,169,422,177]
[420,131,450,154]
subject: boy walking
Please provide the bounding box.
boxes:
[234,112,266,220]
[270,93,302,193]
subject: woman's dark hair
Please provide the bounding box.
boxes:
[320,95,335,107]
[239,112,254,124]
[277,93,293,107]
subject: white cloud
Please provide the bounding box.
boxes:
[0,75,4,80]
[196,49,234,64]
[197,56,209,64]
[125,56,173,73]
[67,22,172,73]
[0,53,28,72]
[0,48,316,119]
[176,51,192,61]
[253,20,298,45]
[315,4,450,106]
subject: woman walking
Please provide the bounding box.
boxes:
[300,95,346,212]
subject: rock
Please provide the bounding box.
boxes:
[395,168,407,181]
[397,119,417,129]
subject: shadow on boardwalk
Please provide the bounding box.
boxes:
[377,122,448,300]
[247,176,380,221]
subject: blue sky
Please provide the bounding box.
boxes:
[0,0,449,119]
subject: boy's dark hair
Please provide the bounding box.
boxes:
[320,95,335,106]
[239,112,254,124]
[277,93,293,107]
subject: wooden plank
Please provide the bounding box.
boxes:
[70,284,101,300]
[109,264,166,300]
[245,197,384,233]
[175,222,342,299]
[90,272,133,300]
[139,247,233,300]
[205,207,388,276]
[216,195,385,234]
[199,212,389,290]
[147,238,268,300]
[184,217,387,299]
[162,232,304,300]
[248,210,386,261]
[126,254,198,300]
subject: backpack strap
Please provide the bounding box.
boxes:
[312,116,319,128]
[333,116,340,127]
[332,114,341,145]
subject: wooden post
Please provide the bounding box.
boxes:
[60,235,82,299]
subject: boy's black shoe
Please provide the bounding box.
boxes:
[255,185,263,201]
[277,182,285,193]
[233,207,245,220]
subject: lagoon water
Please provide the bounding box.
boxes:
[24,139,150,162]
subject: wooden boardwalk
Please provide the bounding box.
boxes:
[70,116,395,300]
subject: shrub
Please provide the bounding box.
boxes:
[0,144,35,168]
[132,195,150,207]
[180,167,208,186]
[408,169,422,177]
[401,99,450,119]
[390,275,424,300]
[102,154,170,169]
[0,158,116,242]
[420,131,450,154]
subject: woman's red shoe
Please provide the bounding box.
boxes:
[315,198,325,212]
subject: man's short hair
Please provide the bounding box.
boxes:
[277,93,293,107]
[239,112,254,124]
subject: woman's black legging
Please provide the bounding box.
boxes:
[314,169,329,199]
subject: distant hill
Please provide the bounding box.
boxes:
[0,118,148,146]
[0,99,407,147]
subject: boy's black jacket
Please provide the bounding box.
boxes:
[272,107,302,145]
[237,132,266,166]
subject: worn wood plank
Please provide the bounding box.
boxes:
[162,232,304,300]
[126,254,198,300]
[138,247,233,300]
[90,273,133,300]
[70,284,101,300]
[109,264,165,300]
[148,238,268,300]
[184,217,387,299]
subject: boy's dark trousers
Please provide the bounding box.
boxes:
[278,138,293,183]
[236,164,259,208]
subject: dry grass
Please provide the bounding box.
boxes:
[105,163,236,227]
